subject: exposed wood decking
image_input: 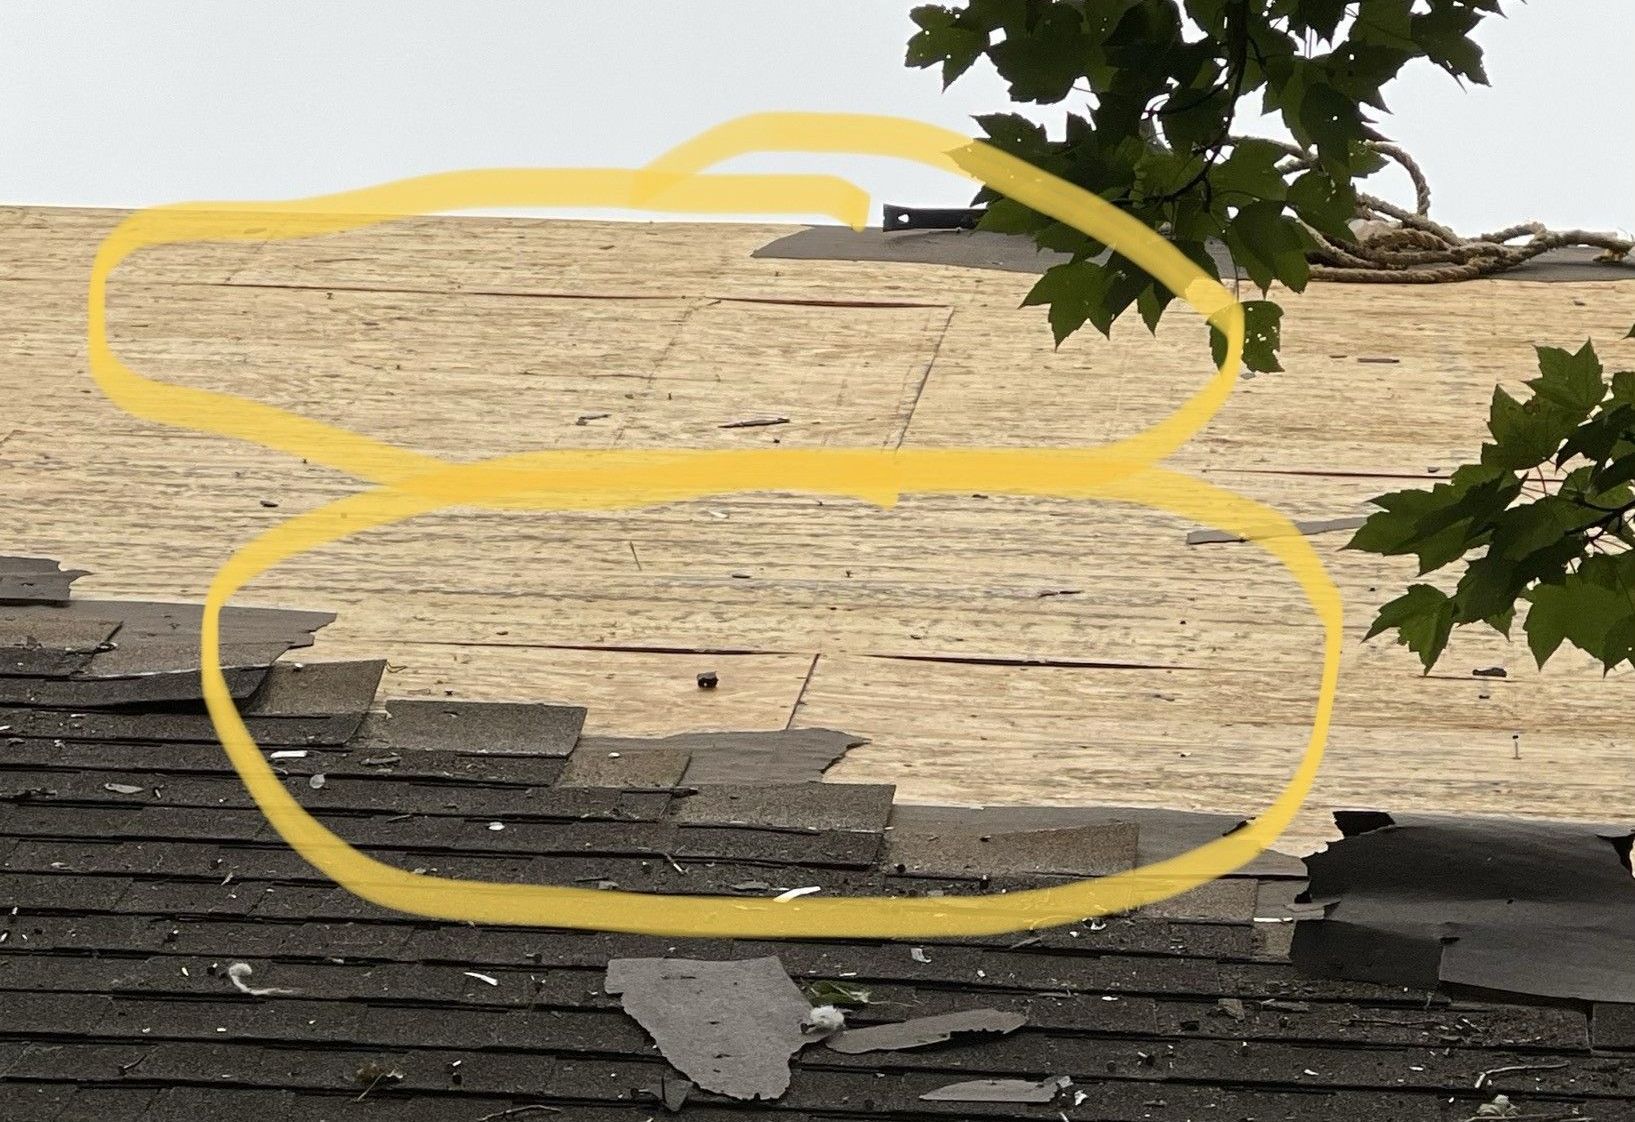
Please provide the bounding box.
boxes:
[4,204,1632,852]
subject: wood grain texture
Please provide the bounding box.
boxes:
[5,204,1632,852]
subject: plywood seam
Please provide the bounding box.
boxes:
[891,306,956,450]
[785,652,822,730]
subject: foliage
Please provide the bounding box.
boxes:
[906,0,1503,371]
[1348,337,1635,672]
[802,980,873,1006]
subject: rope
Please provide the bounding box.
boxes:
[1237,137,1632,283]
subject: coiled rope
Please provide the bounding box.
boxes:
[1251,137,1633,283]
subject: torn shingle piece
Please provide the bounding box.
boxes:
[670,782,894,833]
[887,803,1305,877]
[752,225,1078,275]
[81,639,294,682]
[1293,810,1635,1003]
[605,956,813,1100]
[0,598,333,703]
[379,699,585,756]
[0,662,273,707]
[557,745,690,788]
[0,556,88,604]
[824,1008,1027,1054]
[0,704,366,746]
[886,818,1137,878]
[574,728,866,786]
[1184,515,1367,546]
[1592,1003,1635,1050]
[45,599,336,674]
[241,660,385,717]
[1134,877,1258,923]
[0,615,119,677]
[920,1075,1071,1103]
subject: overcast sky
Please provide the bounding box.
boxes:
[2,1,1629,237]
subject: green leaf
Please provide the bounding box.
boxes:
[1158,84,1233,156]
[987,4,1094,103]
[1223,202,1311,293]
[1284,0,1350,40]
[975,197,1039,234]
[1020,259,1099,346]
[1452,556,1519,626]
[1411,4,1489,85]
[1136,284,1172,334]
[1323,43,1410,112]
[1295,83,1367,179]
[803,980,872,1007]
[1526,573,1635,670]
[1558,402,1635,467]
[1593,451,1635,495]
[1365,584,1455,671]
[1034,222,1100,256]
[1453,535,1584,625]
[1347,465,1521,574]
[1527,341,1605,417]
[1484,604,1514,639]
[973,112,1051,159]
[1287,170,1357,241]
[1487,496,1605,561]
[1244,300,1284,374]
[1481,387,1578,471]
[1211,139,1289,203]
[1348,490,1478,573]
[1088,260,1150,336]
[906,6,988,87]
[1352,0,1414,47]
[1523,582,1571,666]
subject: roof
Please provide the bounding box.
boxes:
[3,204,1634,854]
[2,558,1632,1120]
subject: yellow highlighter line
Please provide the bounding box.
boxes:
[82,111,1338,939]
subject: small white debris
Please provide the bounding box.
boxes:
[181,967,189,977]
[226,962,297,997]
[103,783,143,795]
[910,947,930,964]
[487,822,505,831]
[1476,1094,1520,1118]
[607,752,621,759]
[773,885,822,902]
[268,750,308,760]
[464,971,499,986]
[1074,1090,1089,1106]
[307,774,326,790]
[1302,1068,1319,1077]
[802,1004,847,1035]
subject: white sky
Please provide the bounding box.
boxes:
[2,1,1630,237]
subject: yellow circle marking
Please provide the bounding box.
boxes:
[85,112,1341,938]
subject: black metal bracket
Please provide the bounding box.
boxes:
[881,205,986,232]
